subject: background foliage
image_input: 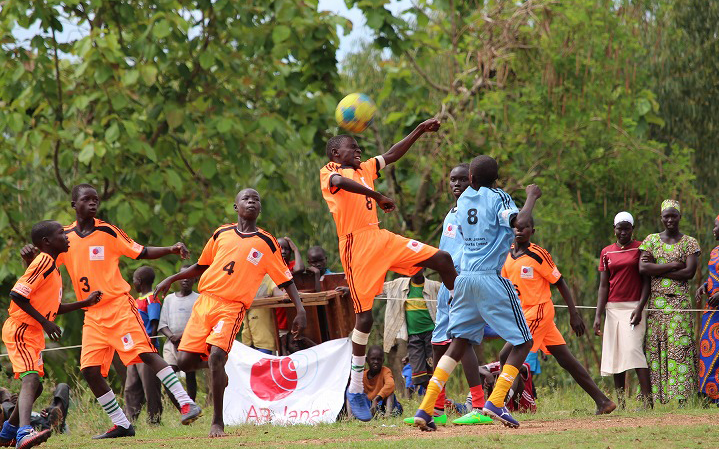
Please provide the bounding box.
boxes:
[0,0,717,384]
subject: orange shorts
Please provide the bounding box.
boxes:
[80,295,156,377]
[523,302,565,353]
[340,227,439,313]
[178,293,247,357]
[2,317,45,378]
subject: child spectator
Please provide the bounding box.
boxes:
[125,266,164,424]
[307,246,334,275]
[158,265,200,400]
[276,237,306,336]
[363,346,403,418]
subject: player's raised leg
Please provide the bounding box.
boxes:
[139,352,202,424]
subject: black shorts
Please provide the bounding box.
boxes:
[407,331,433,385]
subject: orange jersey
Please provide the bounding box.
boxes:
[320,156,385,237]
[501,243,562,309]
[196,225,293,306]
[8,252,63,326]
[57,218,144,311]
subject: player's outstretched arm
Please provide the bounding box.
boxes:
[283,282,307,339]
[512,184,541,229]
[140,242,190,260]
[555,277,585,337]
[330,176,396,212]
[154,263,209,299]
[10,294,61,341]
[381,118,440,165]
[58,290,103,314]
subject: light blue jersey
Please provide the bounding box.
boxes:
[457,186,519,272]
[439,207,463,272]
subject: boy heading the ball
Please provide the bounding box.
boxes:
[1,221,101,448]
[21,184,201,440]
[154,188,307,438]
[320,118,458,421]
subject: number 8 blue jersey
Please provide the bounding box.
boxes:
[456,186,519,273]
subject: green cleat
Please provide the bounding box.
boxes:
[452,410,494,425]
[404,414,447,426]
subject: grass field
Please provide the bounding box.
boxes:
[7,375,718,448]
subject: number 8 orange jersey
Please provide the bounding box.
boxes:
[196,225,293,306]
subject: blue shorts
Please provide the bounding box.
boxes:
[447,271,532,346]
[525,351,542,375]
[432,284,451,344]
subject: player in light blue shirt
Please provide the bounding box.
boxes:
[414,155,541,431]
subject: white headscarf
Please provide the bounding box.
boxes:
[613,211,634,226]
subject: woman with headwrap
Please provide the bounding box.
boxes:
[695,215,719,403]
[639,200,700,404]
[594,212,652,408]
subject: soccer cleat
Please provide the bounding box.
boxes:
[91,424,135,439]
[413,410,437,432]
[15,429,51,449]
[452,409,494,425]
[482,402,519,428]
[405,414,447,426]
[346,392,372,422]
[180,403,202,425]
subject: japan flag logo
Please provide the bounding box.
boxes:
[247,248,263,266]
[250,357,299,401]
[121,333,135,350]
[406,240,424,253]
[89,246,105,261]
[520,266,534,279]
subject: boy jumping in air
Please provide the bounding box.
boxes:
[1,221,102,448]
[414,155,539,430]
[320,118,457,421]
[154,188,307,438]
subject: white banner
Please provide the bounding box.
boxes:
[223,338,351,425]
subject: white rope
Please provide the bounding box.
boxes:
[0,335,165,358]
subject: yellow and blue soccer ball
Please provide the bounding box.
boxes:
[335,93,377,133]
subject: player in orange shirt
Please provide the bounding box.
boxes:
[20,184,201,439]
[500,217,615,414]
[1,220,101,448]
[319,118,457,421]
[154,188,307,438]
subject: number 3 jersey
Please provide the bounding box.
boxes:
[320,156,386,237]
[456,186,519,273]
[197,224,293,306]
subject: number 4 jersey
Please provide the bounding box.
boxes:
[456,186,519,273]
[197,225,293,306]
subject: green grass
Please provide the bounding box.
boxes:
[6,375,716,448]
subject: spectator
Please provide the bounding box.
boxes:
[639,200,700,405]
[382,269,440,390]
[307,246,334,275]
[276,237,305,336]
[363,346,403,418]
[477,362,536,413]
[1,384,70,434]
[242,275,281,355]
[125,266,164,424]
[158,265,200,401]
[594,212,652,409]
[695,214,719,403]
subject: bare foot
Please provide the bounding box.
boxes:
[595,400,617,415]
[209,424,227,438]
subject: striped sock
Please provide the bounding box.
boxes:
[348,355,366,394]
[419,356,457,414]
[157,366,193,406]
[488,364,519,407]
[96,390,131,429]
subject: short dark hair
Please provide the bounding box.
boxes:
[71,183,96,202]
[455,162,470,171]
[308,246,326,256]
[367,345,383,358]
[469,156,498,187]
[325,135,352,160]
[134,266,155,286]
[30,220,60,247]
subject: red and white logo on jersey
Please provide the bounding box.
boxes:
[213,320,225,334]
[520,266,534,279]
[89,246,105,261]
[14,282,32,297]
[247,248,263,265]
[406,240,424,253]
[443,223,457,239]
[121,333,135,350]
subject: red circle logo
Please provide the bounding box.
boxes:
[522,268,528,273]
[92,248,99,254]
[253,251,259,258]
[250,357,298,401]
[412,241,418,247]
[447,225,453,231]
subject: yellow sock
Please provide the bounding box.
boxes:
[487,364,519,407]
[418,356,457,414]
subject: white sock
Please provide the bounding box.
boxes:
[97,390,131,429]
[348,355,366,394]
[157,366,193,406]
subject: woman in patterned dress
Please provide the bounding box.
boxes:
[695,215,719,403]
[639,200,700,404]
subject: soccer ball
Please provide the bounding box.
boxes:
[335,93,377,133]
